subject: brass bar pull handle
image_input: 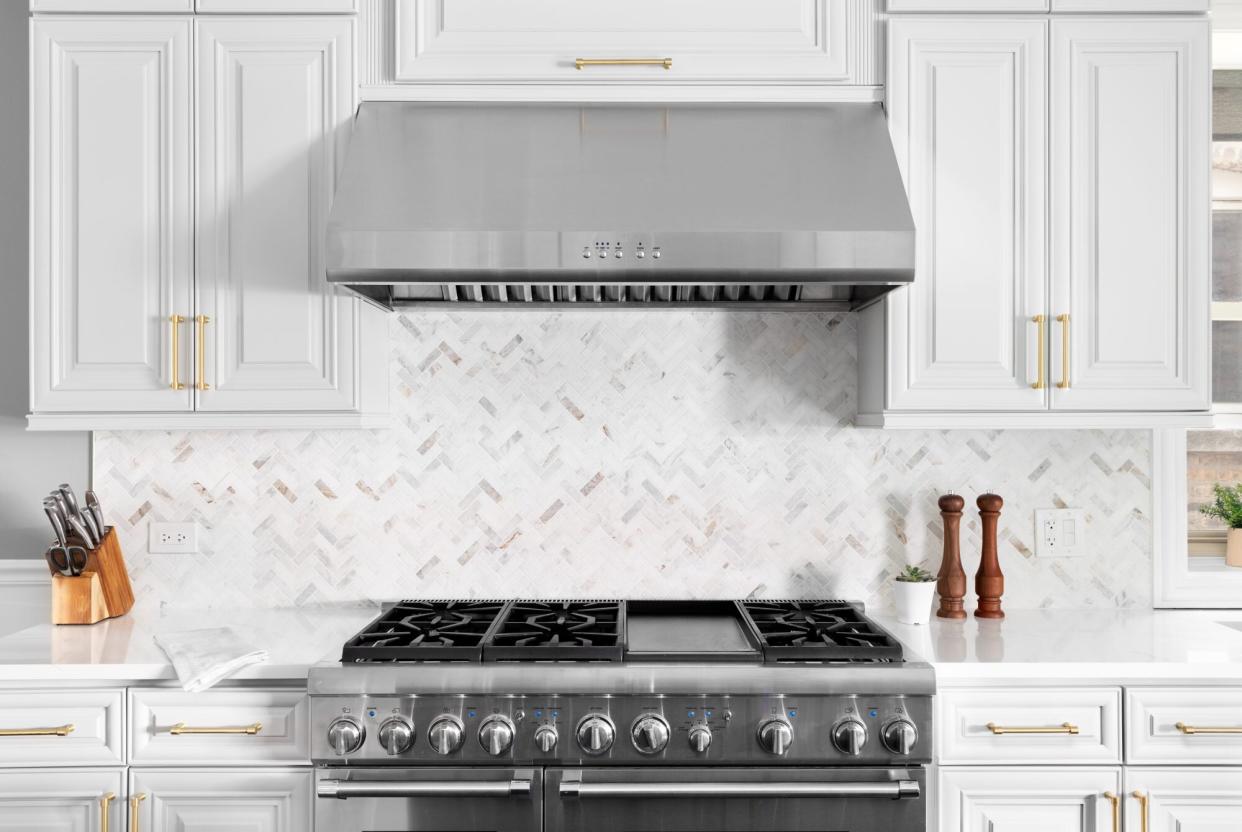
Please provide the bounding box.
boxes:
[194,315,210,391]
[0,723,75,737]
[169,721,262,736]
[1031,314,1047,389]
[575,58,672,70]
[1103,791,1120,832]
[1056,313,1070,389]
[986,722,1079,735]
[1176,721,1242,735]
[129,794,146,832]
[100,791,115,832]
[1132,791,1149,832]
[170,315,186,391]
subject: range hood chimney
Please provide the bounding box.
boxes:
[326,102,914,310]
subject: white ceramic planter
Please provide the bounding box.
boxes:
[1228,528,1242,568]
[894,580,936,625]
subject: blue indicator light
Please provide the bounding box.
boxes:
[704,710,713,717]
[367,709,376,718]
[788,710,797,719]
[551,710,560,718]
[687,710,696,718]
[534,709,543,718]
[868,709,879,719]
[467,710,477,719]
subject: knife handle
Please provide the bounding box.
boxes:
[43,505,68,548]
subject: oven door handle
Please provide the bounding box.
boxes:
[559,780,921,800]
[318,778,533,799]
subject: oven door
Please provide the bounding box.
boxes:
[315,767,542,832]
[546,767,925,832]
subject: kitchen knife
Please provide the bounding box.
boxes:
[64,511,96,549]
[84,490,105,533]
[42,503,68,548]
[77,508,101,547]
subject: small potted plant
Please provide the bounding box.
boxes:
[1201,482,1242,568]
[894,564,937,625]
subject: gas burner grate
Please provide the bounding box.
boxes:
[741,600,904,662]
[341,600,508,662]
[485,601,625,662]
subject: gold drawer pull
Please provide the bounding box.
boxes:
[194,314,211,391]
[1103,791,1119,832]
[169,721,262,736]
[1176,721,1242,735]
[100,791,115,832]
[1030,314,1047,389]
[1132,791,1149,832]
[129,794,145,832]
[169,315,186,391]
[0,723,75,737]
[986,722,1079,735]
[575,57,672,70]
[1056,313,1071,389]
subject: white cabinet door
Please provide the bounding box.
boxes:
[1126,768,1242,832]
[939,767,1121,832]
[130,768,311,832]
[30,18,193,414]
[1050,18,1210,411]
[194,17,359,412]
[0,768,124,832]
[884,18,1047,411]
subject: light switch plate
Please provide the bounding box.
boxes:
[149,521,198,554]
[1035,509,1086,558]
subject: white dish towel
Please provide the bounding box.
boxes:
[154,627,269,692]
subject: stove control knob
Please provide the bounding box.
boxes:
[534,725,558,754]
[631,715,670,755]
[479,715,515,756]
[688,725,712,754]
[428,716,465,756]
[757,718,794,756]
[832,719,868,756]
[882,719,918,756]
[327,717,364,756]
[576,715,615,755]
[378,717,414,756]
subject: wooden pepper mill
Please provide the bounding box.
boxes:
[974,493,1005,619]
[935,494,967,619]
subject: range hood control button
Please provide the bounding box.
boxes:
[428,716,465,755]
[631,715,670,754]
[688,725,712,753]
[478,715,515,756]
[832,719,868,756]
[757,718,793,756]
[534,724,558,753]
[576,715,615,755]
[327,717,364,756]
[377,717,413,756]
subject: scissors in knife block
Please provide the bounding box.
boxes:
[47,543,88,577]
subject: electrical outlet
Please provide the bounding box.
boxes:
[1034,509,1086,558]
[149,522,198,554]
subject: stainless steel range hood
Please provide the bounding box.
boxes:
[326,103,914,311]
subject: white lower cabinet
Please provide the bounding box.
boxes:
[938,766,1121,832]
[1125,769,1242,832]
[0,768,125,832]
[129,768,311,832]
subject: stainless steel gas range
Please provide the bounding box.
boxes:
[308,600,933,832]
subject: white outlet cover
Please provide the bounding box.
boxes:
[149,521,199,554]
[1034,509,1086,558]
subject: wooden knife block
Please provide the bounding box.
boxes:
[48,527,135,625]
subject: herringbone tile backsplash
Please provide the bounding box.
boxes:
[94,310,1152,610]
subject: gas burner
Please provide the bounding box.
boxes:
[742,600,904,662]
[341,600,507,662]
[486,601,624,661]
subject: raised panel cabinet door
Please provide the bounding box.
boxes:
[1050,18,1210,411]
[194,17,359,412]
[130,768,311,832]
[1125,768,1242,832]
[885,18,1048,411]
[939,767,1121,832]
[0,768,124,832]
[30,18,193,414]
[393,0,859,85]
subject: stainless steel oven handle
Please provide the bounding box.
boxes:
[559,780,921,800]
[318,778,533,799]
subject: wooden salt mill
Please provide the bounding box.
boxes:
[975,493,1005,619]
[935,494,967,619]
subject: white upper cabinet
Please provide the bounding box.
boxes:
[1050,18,1210,411]
[194,17,359,413]
[392,0,868,86]
[30,18,194,415]
[883,17,1047,412]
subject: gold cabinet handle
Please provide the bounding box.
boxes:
[194,314,211,391]
[986,721,1079,735]
[169,315,186,391]
[1176,721,1242,735]
[129,793,146,832]
[100,791,115,832]
[169,721,262,736]
[575,57,672,70]
[1131,791,1149,832]
[1031,314,1047,389]
[1056,313,1070,389]
[1102,791,1120,832]
[0,723,75,737]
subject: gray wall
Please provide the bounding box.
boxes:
[0,3,90,558]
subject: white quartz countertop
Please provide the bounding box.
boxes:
[872,609,1242,683]
[0,604,381,683]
